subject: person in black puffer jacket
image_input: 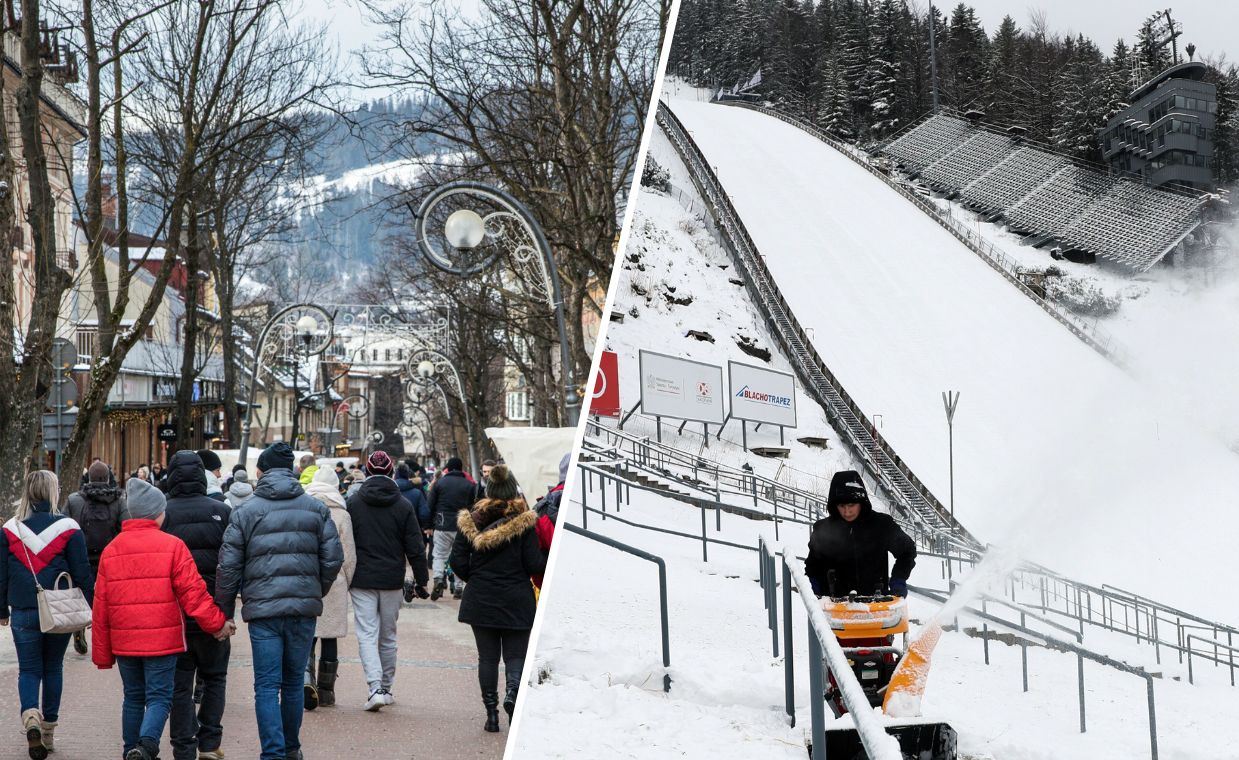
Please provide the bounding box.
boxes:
[450,466,546,733]
[426,458,481,600]
[161,450,231,760]
[215,442,342,759]
[804,470,916,598]
[64,460,125,574]
[345,451,429,711]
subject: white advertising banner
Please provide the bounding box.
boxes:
[728,361,798,428]
[639,350,725,425]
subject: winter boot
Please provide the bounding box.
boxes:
[317,659,339,707]
[72,629,87,656]
[430,578,447,601]
[452,581,464,600]
[197,750,226,760]
[503,673,520,720]
[303,658,319,711]
[21,709,46,760]
[482,691,501,733]
[39,720,55,753]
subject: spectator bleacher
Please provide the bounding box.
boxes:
[882,112,1206,272]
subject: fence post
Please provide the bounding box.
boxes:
[807,622,826,760]
[1187,636,1194,684]
[1020,611,1029,692]
[982,599,990,665]
[783,558,796,727]
[1146,677,1159,760]
[769,553,779,658]
[1077,654,1086,733]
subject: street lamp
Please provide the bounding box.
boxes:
[412,181,581,426]
[238,304,334,469]
[406,347,480,480]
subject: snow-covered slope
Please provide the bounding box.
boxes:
[671,100,1239,623]
[604,127,861,497]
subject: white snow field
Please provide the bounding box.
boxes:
[513,485,1239,760]
[671,99,1239,622]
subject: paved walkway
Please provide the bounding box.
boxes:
[0,598,509,759]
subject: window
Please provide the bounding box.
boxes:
[506,390,531,421]
[75,327,97,360]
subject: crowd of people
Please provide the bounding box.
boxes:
[0,442,571,760]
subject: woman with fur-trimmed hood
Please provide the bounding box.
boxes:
[450,465,546,734]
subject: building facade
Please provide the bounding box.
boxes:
[1101,61,1217,190]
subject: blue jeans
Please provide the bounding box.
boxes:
[249,616,315,760]
[117,654,178,753]
[10,608,71,721]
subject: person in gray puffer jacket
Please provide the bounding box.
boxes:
[225,470,254,509]
[214,442,342,760]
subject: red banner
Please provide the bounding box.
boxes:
[591,350,621,417]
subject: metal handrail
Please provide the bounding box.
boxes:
[560,522,672,692]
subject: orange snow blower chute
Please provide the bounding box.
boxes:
[818,593,958,760]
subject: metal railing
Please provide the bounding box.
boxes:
[657,101,973,545]
[561,521,671,692]
[720,101,1129,366]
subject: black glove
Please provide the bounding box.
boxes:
[888,578,908,597]
[414,584,430,600]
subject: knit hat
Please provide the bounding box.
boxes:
[366,450,394,478]
[126,477,166,520]
[257,441,295,473]
[196,448,222,472]
[446,457,464,472]
[227,470,254,506]
[88,460,111,483]
[485,465,520,502]
[826,470,870,515]
[558,452,571,483]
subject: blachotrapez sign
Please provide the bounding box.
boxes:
[639,350,725,425]
[728,361,797,428]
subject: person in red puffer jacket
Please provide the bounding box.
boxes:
[92,478,234,760]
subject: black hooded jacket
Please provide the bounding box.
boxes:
[803,471,916,597]
[427,470,481,531]
[346,476,429,590]
[161,451,231,599]
[64,481,125,568]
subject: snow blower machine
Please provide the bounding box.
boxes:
[819,591,958,760]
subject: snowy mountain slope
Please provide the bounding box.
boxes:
[919,192,1239,451]
[671,100,1239,623]
[603,127,862,499]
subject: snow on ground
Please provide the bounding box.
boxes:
[606,127,859,498]
[921,190,1239,451]
[513,483,1239,760]
[671,99,1239,623]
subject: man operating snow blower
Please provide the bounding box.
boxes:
[805,470,916,712]
[804,472,957,760]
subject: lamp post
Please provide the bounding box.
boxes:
[412,181,581,427]
[941,391,960,530]
[405,380,450,456]
[238,304,334,470]
[406,348,479,481]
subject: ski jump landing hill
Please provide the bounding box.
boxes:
[666,98,1239,623]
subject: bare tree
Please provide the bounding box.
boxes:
[0,0,81,511]
[359,0,665,423]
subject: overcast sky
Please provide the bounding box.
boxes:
[944,1,1238,64]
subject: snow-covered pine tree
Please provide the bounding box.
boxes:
[816,55,855,139]
[1049,36,1106,162]
[1102,39,1133,123]
[944,3,988,109]
[1211,64,1239,187]
[984,15,1020,125]
[868,0,904,137]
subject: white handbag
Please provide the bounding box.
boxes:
[18,523,93,634]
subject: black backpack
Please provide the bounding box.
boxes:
[79,495,119,559]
